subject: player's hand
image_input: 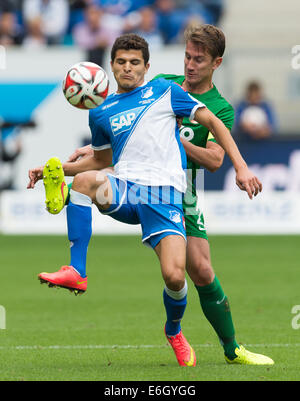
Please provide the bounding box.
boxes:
[27,166,44,189]
[67,145,93,162]
[235,166,262,199]
[176,116,183,128]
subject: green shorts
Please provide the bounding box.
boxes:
[183,196,208,240]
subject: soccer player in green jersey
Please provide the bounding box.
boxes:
[33,25,273,365]
[151,23,273,365]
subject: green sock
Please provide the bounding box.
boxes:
[195,276,239,360]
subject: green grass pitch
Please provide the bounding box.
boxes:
[0,234,299,381]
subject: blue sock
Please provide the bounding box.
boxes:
[67,197,92,278]
[163,282,187,336]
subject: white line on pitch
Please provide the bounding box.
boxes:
[0,343,299,350]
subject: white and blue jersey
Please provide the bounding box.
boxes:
[89,78,205,248]
[89,78,205,194]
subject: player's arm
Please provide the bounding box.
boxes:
[62,147,112,176]
[181,137,225,173]
[193,107,262,199]
[67,144,94,162]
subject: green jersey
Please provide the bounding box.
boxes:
[152,74,234,238]
[153,74,234,168]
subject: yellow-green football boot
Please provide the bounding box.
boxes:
[225,345,274,365]
[43,157,68,214]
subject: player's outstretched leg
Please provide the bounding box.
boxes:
[38,192,92,294]
[43,157,69,214]
[39,165,97,295]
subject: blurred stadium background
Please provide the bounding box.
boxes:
[1,0,300,235]
[1,0,300,381]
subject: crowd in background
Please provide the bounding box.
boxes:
[1,0,280,190]
[0,0,225,51]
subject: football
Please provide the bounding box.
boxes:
[62,62,109,110]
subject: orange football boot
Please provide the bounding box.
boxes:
[38,265,87,295]
[165,327,196,367]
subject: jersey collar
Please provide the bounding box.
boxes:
[114,81,148,96]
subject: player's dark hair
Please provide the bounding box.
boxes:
[184,23,225,59]
[111,34,150,65]
[246,81,261,92]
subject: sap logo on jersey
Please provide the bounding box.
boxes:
[110,106,145,136]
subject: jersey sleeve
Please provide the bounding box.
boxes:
[170,81,205,120]
[89,110,111,151]
[206,105,234,145]
[216,103,235,131]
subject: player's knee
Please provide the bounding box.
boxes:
[72,172,93,196]
[95,174,112,207]
[164,267,186,291]
[188,258,214,286]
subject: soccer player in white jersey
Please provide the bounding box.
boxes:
[28,34,262,367]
